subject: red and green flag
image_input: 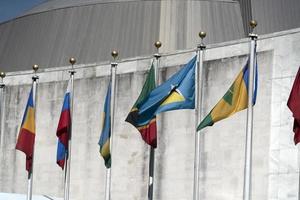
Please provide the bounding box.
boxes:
[125,64,157,148]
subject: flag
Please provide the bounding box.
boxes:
[56,79,72,169]
[125,63,157,148]
[197,58,258,131]
[98,82,111,168]
[136,56,197,124]
[287,67,300,145]
[16,87,36,172]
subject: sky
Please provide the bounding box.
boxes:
[0,0,47,23]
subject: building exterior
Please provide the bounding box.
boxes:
[0,0,300,200]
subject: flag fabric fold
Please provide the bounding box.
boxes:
[197,58,258,131]
[99,82,112,168]
[16,87,36,172]
[56,79,72,169]
[125,63,157,148]
[135,55,197,127]
[287,67,300,145]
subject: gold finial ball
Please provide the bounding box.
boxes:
[199,31,206,39]
[250,20,257,29]
[32,64,39,72]
[111,50,118,59]
[0,71,6,78]
[69,57,76,65]
[154,41,162,49]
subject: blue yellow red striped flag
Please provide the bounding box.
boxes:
[16,87,36,172]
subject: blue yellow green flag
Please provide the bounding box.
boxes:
[98,82,111,168]
[197,59,258,131]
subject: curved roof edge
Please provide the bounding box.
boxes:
[0,0,238,26]
[0,0,245,72]
[22,0,238,16]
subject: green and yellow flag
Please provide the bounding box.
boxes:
[197,60,258,131]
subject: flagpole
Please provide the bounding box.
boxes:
[147,41,162,200]
[193,32,206,200]
[104,50,118,200]
[27,64,39,200]
[0,72,6,149]
[64,57,76,200]
[243,20,258,200]
[298,147,300,200]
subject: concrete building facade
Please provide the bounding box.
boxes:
[0,28,300,199]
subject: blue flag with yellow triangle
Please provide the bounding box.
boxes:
[137,55,197,122]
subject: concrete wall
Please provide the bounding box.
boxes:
[0,28,300,200]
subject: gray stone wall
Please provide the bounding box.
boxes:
[1,28,300,200]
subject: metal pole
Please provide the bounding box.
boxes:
[27,65,39,200]
[147,41,162,200]
[298,149,300,200]
[193,32,206,200]
[243,20,257,200]
[105,51,118,200]
[148,147,155,200]
[0,72,6,150]
[105,168,111,200]
[64,58,76,200]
